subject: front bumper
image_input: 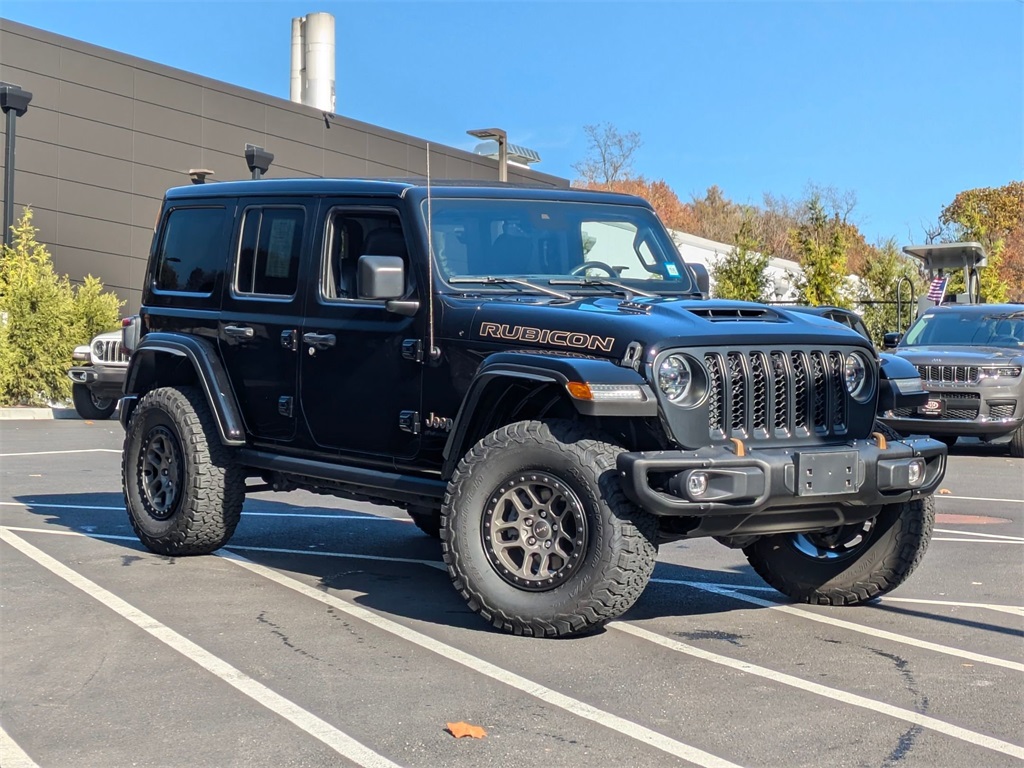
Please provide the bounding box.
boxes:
[68,365,127,398]
[878,380,1022,440]
[617,436,946,537]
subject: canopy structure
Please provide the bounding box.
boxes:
[904,242,988,305]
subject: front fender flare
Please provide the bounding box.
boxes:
[878,353,929,414]
[441,352,655,478]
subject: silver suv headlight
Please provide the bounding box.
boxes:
[980,365,1022,379]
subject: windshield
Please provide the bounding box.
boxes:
[422,198,694,293]
[902,310,1024,348]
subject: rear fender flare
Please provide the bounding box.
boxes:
[123,333,245,445]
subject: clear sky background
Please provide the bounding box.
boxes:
[3,1,1022,246]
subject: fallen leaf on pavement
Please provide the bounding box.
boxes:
[938,488,951,494]
[446,722,486,739]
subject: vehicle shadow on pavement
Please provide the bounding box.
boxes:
[16,491,966,636]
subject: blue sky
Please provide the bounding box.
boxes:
[3,1,1022,246]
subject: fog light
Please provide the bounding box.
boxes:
[687,471,709,498]
[907,459,925,488]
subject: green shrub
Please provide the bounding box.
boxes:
[0,208,123,406]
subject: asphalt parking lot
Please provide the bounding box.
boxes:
[1,420,1022,768]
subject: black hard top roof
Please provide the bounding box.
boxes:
[164,178,653,209]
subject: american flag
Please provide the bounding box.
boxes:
[926,275,948,303]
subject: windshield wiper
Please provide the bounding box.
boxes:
[449,276,573,301]
[549,277,658,299]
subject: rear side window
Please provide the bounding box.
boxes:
[235,207,305,297]
[153,207,227,294]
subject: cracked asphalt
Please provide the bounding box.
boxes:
[1,420,1022,767]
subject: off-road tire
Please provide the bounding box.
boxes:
[72,382,117,420]
[1010,424,1024,459]
[743,495,934,605]
[408,506,441,539]
[122,386,245,555]
[441,419,658,637]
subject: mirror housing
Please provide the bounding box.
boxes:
[689,262,710,298]
[882,332,902,349]
[358,255,405,300]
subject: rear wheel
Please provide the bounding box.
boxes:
[72,383,117,420]
[743,496,934,605]
[122,386,244,555]
[442,419,657,637]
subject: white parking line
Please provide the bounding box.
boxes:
[934,528,1024,542]
[0,449,121,458]
[879,597,1024,617]
[932,537,1023,544]
[612,623,1024,760]
[651,579,1024,672]
[0,528,401,768]
[0,725,38,768]
[217,549,741,768]
[0,501,408,523]
[937,495,1024,504]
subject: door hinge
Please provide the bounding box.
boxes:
[278,396,294,417]
[281,329,299,352]
[402,339,424,363]
[399,410,420,434]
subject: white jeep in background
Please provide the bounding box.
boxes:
[68,329,128,419]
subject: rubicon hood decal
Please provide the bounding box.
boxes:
[478,322,615,352]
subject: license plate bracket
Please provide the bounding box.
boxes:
[919,398,943,417]
[794,450,860,496]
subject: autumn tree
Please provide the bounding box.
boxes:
[938,181,1023,302]
[578,177,697,232]
[688,186,749,245]
[571,122,643,185]
[710,216,772,302]
[791,196,851,308]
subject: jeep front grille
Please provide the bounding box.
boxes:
[916,365,979,384]
[704,347,858,441]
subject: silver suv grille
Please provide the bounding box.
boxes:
[916,365,979,384]
[704,348,853,440]
[95,339,130,364]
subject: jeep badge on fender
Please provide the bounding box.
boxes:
[119,178,945,638]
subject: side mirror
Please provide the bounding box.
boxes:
[358,255,405,300]
[689,263,710,298]
[882,332,902,349]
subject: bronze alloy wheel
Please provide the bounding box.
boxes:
[138,425,184,520]
[482,471,588,591]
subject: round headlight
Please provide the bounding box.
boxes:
[658,355,692,401]
[844,353,869,399]
[92,340,105,359]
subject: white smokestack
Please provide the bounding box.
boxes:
[289,12,336,113]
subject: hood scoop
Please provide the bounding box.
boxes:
[688,306,782,321]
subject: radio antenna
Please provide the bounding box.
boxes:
[425,143,439,360]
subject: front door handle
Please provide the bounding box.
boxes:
[302,332,336,350]
[224,325,254,339]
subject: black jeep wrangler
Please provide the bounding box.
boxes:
[119,179,945,637]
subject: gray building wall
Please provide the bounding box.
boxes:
[0,19,567,314]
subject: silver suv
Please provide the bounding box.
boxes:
[881,304,1024,456]
[68,329,128,419]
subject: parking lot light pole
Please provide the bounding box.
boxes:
[1,83,33,248]
[467,128,507,182]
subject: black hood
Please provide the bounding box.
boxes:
[440,294,872,359]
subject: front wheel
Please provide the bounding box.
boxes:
[1010,424,1023,458]
[442,420,658,637]
[72,383,117,420]
[743,496,934,605]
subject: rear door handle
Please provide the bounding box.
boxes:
[302,332,336,350]
[224,325,254,339]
